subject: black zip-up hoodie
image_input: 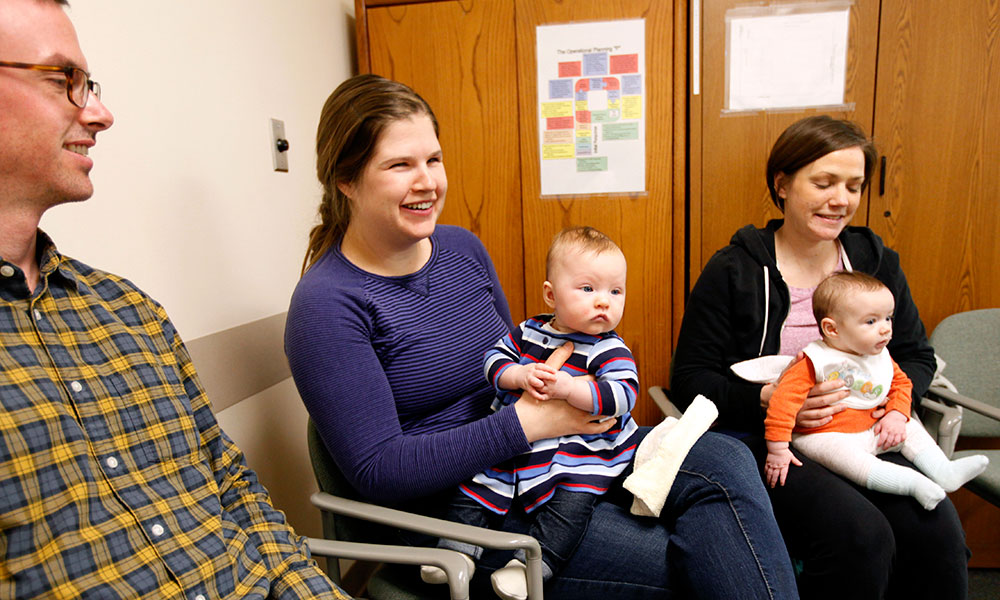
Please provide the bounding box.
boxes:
[671,219,936,435]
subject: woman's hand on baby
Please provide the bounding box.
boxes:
[873,410,907,450]
[785,351,849,428]
[516,397,614,442]
[795,379,850,428]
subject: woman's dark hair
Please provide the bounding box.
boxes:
[302,74,438,274]
[765,115,877,211]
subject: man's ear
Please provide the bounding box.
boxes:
[542,281,556,308]
[821,317,839,339]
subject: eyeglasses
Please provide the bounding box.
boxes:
[0,61,101,108]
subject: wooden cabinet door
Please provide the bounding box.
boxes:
[691,0,880,276]
[870,0,1000,333]
[515,0,684,425]
[360,0,526,321]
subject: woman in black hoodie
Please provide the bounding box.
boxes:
[671,116,967,599]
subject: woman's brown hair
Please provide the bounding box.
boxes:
[302,74,438,274]
[766,115,877,211]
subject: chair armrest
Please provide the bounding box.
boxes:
[306,538,471,600]
[926,386,1000,422]
[918,397,963,457]
[648,386,683,419]
[311,492,544,599]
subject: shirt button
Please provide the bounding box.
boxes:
[151,523,165,537]
[0,265,13,277]
[194,595,207,600]
[70,381,83,393]
[105,456,119,469]
[33,309,42,320]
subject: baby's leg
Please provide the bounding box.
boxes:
[793,431,945,510]
[900,419,989,492]
[422,488,492,584]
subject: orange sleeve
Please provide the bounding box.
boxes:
[764,358,818,442]
[884,358,913,419]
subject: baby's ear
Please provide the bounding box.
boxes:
[542,281,556,308]
[820,317,839,339]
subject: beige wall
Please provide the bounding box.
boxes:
[40,1,357,539]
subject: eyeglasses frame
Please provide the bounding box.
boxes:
[0,60,101,108]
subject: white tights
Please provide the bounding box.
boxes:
[792,419,988,510]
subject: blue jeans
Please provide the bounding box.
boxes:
[440,486,596,580]
[417,430,798,599]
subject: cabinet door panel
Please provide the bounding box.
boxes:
[365,0,525,320]
[870,0,1000,332]
[692,0,879,275]
[515,0,681,424]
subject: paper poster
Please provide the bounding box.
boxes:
[726,4,850,111]
[536,19,646,196]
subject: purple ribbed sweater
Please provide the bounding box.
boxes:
[285,226,531,503]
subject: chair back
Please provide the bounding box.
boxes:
[930,308,1000,437]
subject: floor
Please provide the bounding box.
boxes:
[969,568,1000,600]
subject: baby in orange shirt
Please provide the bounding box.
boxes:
[762,271,987,510]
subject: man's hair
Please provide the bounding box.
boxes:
[545,226,621,279]
[812,271,889,332]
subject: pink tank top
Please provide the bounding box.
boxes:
[779,285,821,356]
[778,250,845,356]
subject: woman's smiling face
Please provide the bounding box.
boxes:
[339,113,446,250]
[776,146,865,242]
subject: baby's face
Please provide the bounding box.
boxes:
[828,287,895,356]
[545,248,627,335]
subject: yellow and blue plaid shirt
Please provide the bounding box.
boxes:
[0,232,348,599]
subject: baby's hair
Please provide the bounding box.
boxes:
[545,226,621,279]
[812,271,889,332]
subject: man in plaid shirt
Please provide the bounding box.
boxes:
[0,1,349,597]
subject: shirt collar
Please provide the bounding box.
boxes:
[0,230,80,300]
[36,230,81,291]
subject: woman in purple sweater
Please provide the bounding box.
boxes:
[285,74,798,599]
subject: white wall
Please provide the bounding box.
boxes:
[44,0,355,341]
[40,1,357,540]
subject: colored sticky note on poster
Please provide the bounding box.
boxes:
[610,54,639,74]
[547,116,574,130]
[622,96,642,119]
[603,122,639,141]
[541,101,573,118]
[549,78,574,99]
[543,144,575,159]
[544,129,574,144]
[559,61,582,77]
[577,156,608,172]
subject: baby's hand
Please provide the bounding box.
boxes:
[516,363,558,401]
[540,370,575,401]
[764,443,802,488]
[873,410,908,450]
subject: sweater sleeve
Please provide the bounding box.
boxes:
[588,336,638,417]
[885,359,914,419]
[763,358,816,443]
[671,251,767,430]
[485,326,523,392]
